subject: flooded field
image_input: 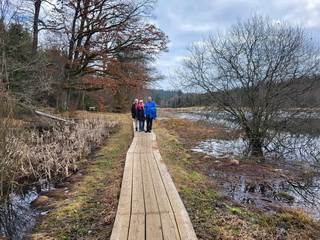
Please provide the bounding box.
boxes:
[212,168,320,221]
[192,134,320,162]
[167,109,320,221]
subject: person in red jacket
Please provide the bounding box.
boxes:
[137,100,146,131]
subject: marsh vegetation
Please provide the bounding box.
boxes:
[0,94,117,239]
[154,108,320,239]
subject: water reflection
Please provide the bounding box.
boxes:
[192,136,320,162]
[176,111,320,162]
[0,183,54,240]
[172,110,320,220]
[218,173,320,221]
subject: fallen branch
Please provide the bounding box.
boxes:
[35,110,76,124]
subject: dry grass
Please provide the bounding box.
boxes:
[158,118,240,149]
[26,117,116,180]
[0,91,21,197]
[0,108,117,198]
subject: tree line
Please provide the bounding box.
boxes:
[152,77,320,109]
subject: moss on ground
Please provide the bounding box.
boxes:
[30,113,132,240]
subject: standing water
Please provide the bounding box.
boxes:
[173,110,320,221]
[0,183,54,239]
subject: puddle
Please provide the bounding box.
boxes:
[191,134,320,162]
[156,117,171,120]
[192,138,246,158]
[0,183,54,240]
[215,172,320,221]
[175,111,241,128]
[192,132,320,221]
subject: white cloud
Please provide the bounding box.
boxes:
[179,23,212,32]
[154,0,320,89]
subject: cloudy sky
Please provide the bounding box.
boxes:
[152,0,320,90]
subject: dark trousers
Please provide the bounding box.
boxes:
[146,115,153,132]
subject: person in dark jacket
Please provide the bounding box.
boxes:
[137,100,145,131]
[144,96,156,133]
[131,99,139,131]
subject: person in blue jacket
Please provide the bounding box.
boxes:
[144,96,156,133]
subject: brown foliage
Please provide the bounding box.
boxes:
[47,0,169,110]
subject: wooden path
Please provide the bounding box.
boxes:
[110,129,198,240]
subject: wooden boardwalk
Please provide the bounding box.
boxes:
[110,129,197,240]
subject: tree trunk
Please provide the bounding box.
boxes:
[59,88,70,111]
[1,44,9,89]
[249,138,264,157]
[32,0,42,57]
[82,91,85,110]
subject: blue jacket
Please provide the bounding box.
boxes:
[144,101,157,119]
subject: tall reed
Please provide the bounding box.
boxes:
[0,104,117,198]
[0,91,20,198]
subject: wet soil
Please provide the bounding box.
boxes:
[197,156,320,218]
[28,156,122,240]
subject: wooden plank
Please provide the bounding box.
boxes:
[129,125,140,153]
[146,152,172,214]
[139,133,148,153]
[146,133,153,153]
[151,131,159,150]
[110,133,136,239]
[141,150,164,239]
[127,138,138,153]
[153,147,198,240]
[141,152,159,214]
[110,214,130,240]
[146,213,163,240]
[131,153,145,214]
[112,127,197,240]
[148,150,181,239]
[174,210,198,240]
[116,151,133,215]
[128,214,145,240]
[161,212,181,240]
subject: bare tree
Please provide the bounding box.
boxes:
[177,14,320,158]
[32,0,41,57]
[29,0,59,56]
